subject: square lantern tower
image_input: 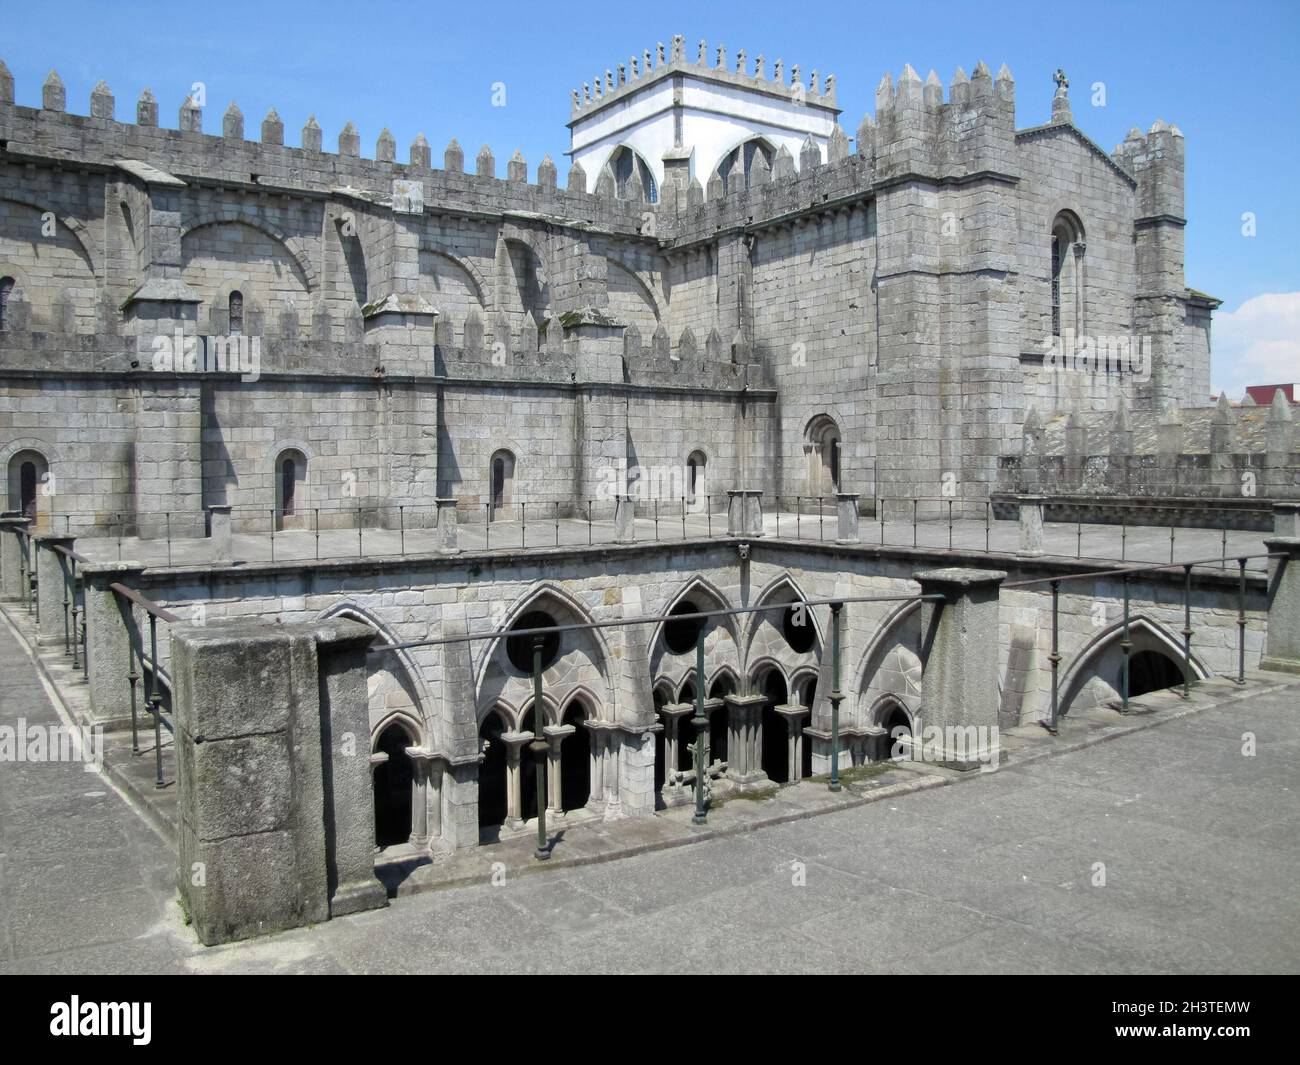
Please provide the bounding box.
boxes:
[567,35,842,199]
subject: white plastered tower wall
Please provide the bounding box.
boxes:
[567,35,840,192]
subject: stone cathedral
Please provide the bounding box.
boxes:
[0,34,1215,539]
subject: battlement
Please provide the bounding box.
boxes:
[568,34,839,119]
[0,61,657,238]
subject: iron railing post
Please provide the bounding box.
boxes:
[691,627,709,825]
[1120,574,1132,712]
[399,505,405,555]
[1047,580,1060,734]
[531,636,550,860]
[126,598,140,754]
[1181,563,1193,699]
[829,601,843,792]
[148,612,164,789]
[1237,557,1247,684]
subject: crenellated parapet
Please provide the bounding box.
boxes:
[569,33,837,117]
[0,64,654,240]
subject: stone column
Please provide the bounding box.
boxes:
[614,495,636,543]
[1262,537,1300,674]
[727,489,763,536]
[83,562,145,728]
[503,732,530,828]
[836,493,860,544]
[659,704,692,779]
[427,758,446,847]
[543,724,573,814]
[436,497,460,553]
[602,728,623,819]
[0,516,31,599]
[440,754,481,850]
[1273,503,1300,539]
[1017,495,1045,556]
[587,728,607,813]
[914,567,1006,770]
[724,693,767,784]
[618,723,659,817]
[405,748,432,846]
[315,619,389,917]
[34,534,75,645]
[208,504,232,564]
[775,702,810,781]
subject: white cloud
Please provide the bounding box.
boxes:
[1211,291,1300,400]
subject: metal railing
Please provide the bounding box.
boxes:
[1004,550,1285,735]
[369,590,942,858]
[26,491,1279,572]
[109,582,179,789]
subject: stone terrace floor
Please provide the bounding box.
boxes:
[2,599,1297,974]
[64,510,1274,572]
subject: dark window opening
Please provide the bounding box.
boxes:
[228,290,244,337]
[0,276,14,330]
[373,724,413,848]
[19,460,37,520]
[781,603,815,654]
[665,599,704,655]
[1125,650,1184,699]
[506,610,561,674]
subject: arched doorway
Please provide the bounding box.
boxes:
[478,711,508,832]
[759,670,790,783]
[805,415,841,497]
[881,700,912,761]
[373,722,414,848]
[561,702,590,811]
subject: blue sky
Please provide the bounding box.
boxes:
[3,0,1297,396]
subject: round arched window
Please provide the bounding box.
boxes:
[781,604,815,654]
[506,610,561,674]
[664,600,704,655]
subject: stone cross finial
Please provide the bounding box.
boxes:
[644,49,652,71]
[657,42,665,64]
[698,40,707,63]
[631,56,639,77]
[617,64,625,85]
[1052,67,1072,122]
[736,49,746,73]
[755,55,765,78]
